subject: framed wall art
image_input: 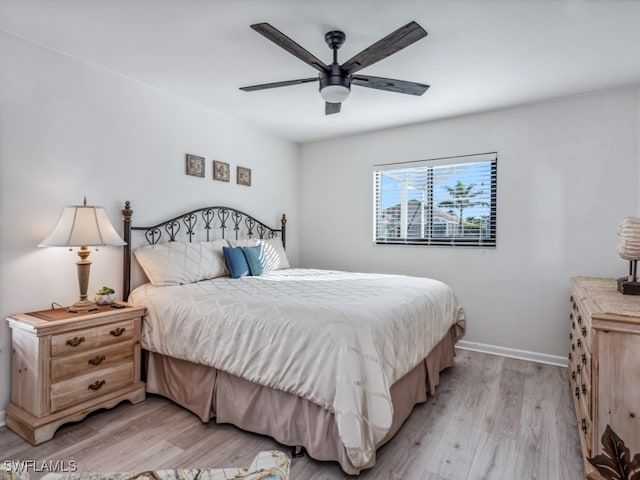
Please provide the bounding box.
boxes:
[213,160,230,182]
[185,154,205,178]
[237,166,252,186]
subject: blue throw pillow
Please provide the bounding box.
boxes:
[223,246,250,279]
[242,245,267,276]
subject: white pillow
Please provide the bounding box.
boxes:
[134,239,228,286]
[230,237,290,271]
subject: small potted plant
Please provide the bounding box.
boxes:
[94,286,116,305]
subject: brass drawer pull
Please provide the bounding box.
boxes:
[66,336,85,347]
[110,327,126,337]
[88,355,106,366]
[88,380,105,391]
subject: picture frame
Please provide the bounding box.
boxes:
[237,166,252,186]
[185,154,205,178]
[213,160,230,182]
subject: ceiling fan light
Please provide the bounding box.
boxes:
[320,85,350,103]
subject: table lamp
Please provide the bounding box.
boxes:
[617,217,640,295]
[39,197,126,312]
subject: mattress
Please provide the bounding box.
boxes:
[129,268,466,469]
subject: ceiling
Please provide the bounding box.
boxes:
[1,1,640,144]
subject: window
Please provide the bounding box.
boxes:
[374,152,497,247]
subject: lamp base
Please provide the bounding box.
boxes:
[617,277,640,295]
[68,299,99,313]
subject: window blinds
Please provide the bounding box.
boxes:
[373,152,497,247]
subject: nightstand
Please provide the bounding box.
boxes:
[5,303,146,444]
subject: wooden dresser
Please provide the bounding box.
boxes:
[5,304,146,444]
[569,277,640,478]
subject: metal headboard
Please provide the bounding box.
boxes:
[122,201,287,298]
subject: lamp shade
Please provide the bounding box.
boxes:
[40,203,126,247]
[617,217,640,261]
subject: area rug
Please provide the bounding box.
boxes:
[1,450,290,480]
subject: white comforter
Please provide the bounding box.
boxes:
[130,268,466,468]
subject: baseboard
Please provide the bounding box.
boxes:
[0,409,5,427]
[456,340,568,367]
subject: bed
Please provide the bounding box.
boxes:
[121,202,466,475]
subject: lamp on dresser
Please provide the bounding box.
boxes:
[39,197,126,312]
[616,217,640,295]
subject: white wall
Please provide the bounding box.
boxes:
[299,88,639,359]
[0,32,299,418]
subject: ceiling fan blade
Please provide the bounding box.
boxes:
[341,21,427,75]
[351,75,429,96]
[325,102,341,115]
[251,23,329,73]
[240,78,318,92]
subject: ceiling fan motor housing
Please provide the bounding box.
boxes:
[319,63,350,92]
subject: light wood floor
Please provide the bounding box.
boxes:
[0,350,584,479]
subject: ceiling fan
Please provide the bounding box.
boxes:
[240,21,429,115]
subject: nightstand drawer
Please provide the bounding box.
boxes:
[50,362,134,412]
[51,319,134,357]
[51,342,135,383]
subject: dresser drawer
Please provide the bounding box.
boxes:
[50,362,134,412]
[50,320,134,357]
[574,305,592,354]
[579,372,591,415]
[568,362,578,388]
[51,342,134,383]
[578,413,592,456]
[580,349,591,387]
